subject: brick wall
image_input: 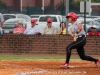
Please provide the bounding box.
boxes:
[0,34,100,55]
[2,0,14,6]
[2,0,63,7]
[22,0,36,7]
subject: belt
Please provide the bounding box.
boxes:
[78,35,86,38]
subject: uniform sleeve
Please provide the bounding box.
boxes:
[76,19,82,25]
[68,26,71,31]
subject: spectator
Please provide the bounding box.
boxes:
[87,25,99,36]
[24,19,42,35]
[0,13,4,34]
[13,21,25,34]
[42,18,57,34]
[58,22,66,35]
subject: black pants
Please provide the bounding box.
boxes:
[66,35,98,63]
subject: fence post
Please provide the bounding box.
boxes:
[27,3,29,15]
[66,0,69,34]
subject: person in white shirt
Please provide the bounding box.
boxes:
[24,19,42,35]
[0,13,4,28]
[0,13,4,34]
[42,18,57,34]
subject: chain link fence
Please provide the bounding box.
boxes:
[91,5,100,16]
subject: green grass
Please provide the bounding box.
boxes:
[0,55,66,60]
[0,55,77,60]
[0,55,99,60]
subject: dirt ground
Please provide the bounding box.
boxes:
[0,60,100,75]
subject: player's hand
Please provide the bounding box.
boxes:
[74,33,78,37]
[72,33,77,37]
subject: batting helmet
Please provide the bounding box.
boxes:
[66,12,77,21]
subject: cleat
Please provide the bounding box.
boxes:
[60,63,70,69]
[95,60,100,67]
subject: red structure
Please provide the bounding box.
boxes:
[2,0,62,7]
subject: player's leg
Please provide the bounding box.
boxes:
[77,47,100,67]
[77,47,98,62]
[65,36,86,64]
[60,41,79,68]
[66,43,76,63]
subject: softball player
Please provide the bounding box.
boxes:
[60,12,100,68]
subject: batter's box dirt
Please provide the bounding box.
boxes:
[0,60,100,75]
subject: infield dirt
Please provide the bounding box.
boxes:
[0,60,100,75]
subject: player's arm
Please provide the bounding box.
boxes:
[68,30,76,37]
[76,23,82,34]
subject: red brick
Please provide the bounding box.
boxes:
[0,34,100,55]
